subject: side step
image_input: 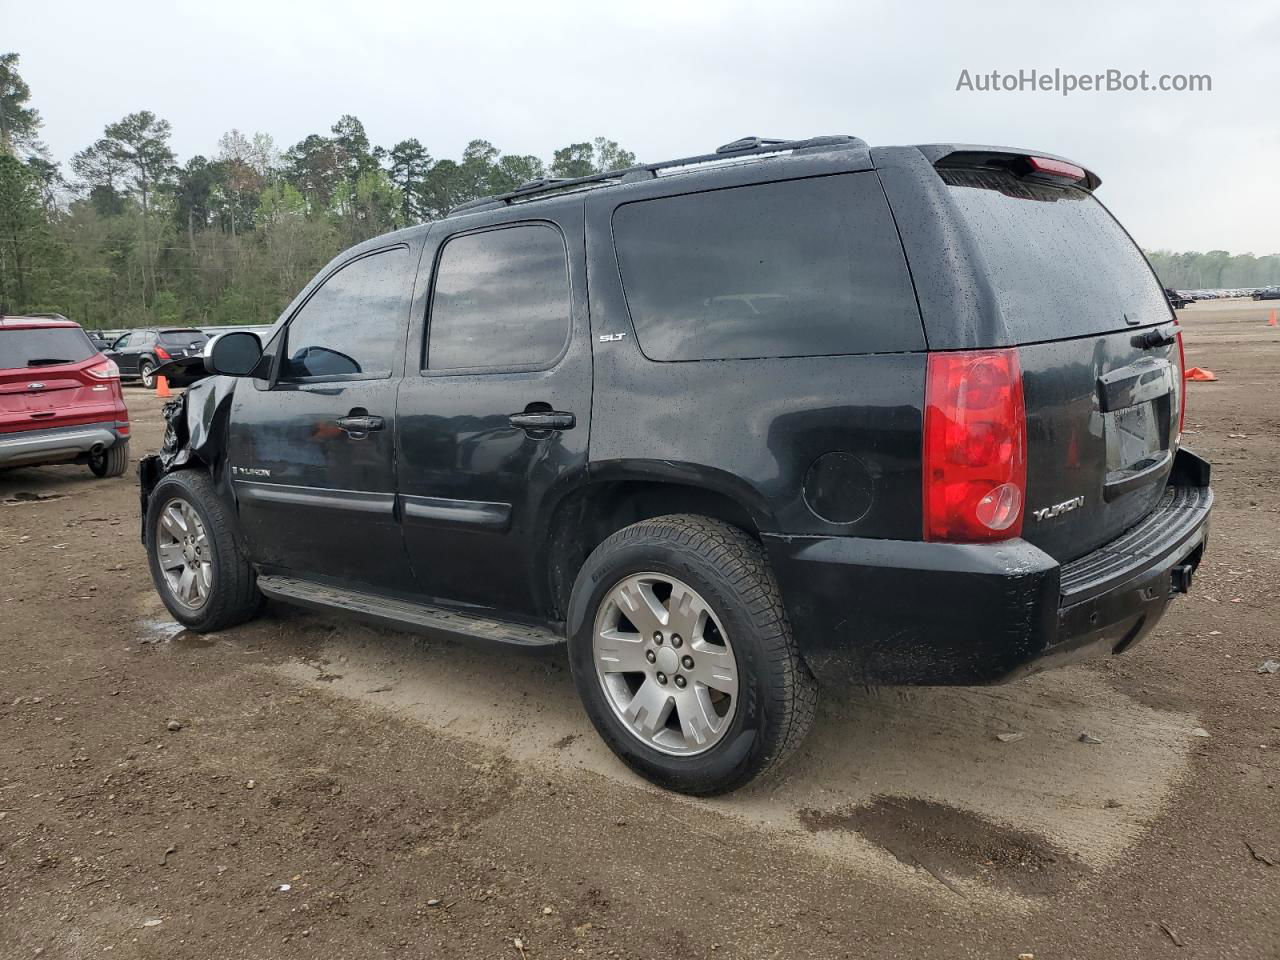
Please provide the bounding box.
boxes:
[257,575,563,647]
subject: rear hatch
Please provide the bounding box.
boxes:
[157,329,209,361]
[0,326,121,433]
[934,158,1182,563]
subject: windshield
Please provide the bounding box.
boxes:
[940,168,1170,342]
[0,327,98,369]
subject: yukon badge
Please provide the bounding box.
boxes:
[1032,495,1085,522]
[232,465,272,478]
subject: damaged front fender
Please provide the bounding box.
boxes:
[137,377,240,544]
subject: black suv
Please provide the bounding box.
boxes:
[107,328,209,388]
[139,135,1213,795]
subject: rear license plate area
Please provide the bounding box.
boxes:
[1106,401,1163,472]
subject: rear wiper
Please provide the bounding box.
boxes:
[26,358,72,366]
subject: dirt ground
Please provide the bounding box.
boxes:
[1,298,1277,960]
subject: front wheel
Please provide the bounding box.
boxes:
[145,469,262,632]
[139,361,156,389]
[568,515,817,795]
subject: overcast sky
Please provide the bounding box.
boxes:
[6,0,1277,253]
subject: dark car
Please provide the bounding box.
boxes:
[84,330,115,350]
[106,328,209,388]
[1252,287,1280,300]
[138,135,1212,795]
[0,316,130,476]
[1165,288,1192,309]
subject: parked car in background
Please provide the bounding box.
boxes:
[201,325,275,339]
[86,331,115,350]
[106,328,209,388]
[1252,287,1280,300]
[0,315,130,476]
[1164,288,1192,309]
[140,135,1212,795]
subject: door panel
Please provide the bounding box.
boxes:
[227,241,419,591]
[229,378,409,588]
[397,201,592,619]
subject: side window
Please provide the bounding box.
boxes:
[280,246,411,381]
[426,224,570,371]
[112,334,130,349]
[611,174,924,361]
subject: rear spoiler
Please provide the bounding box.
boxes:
[915,144,1102,191]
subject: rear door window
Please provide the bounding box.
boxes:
[611,174,924,361]
[1,328,97,368]
[280,246,411,381]
[938,168,1170,340]
[426,223,571,371]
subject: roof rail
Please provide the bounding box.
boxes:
[446,134,867,216]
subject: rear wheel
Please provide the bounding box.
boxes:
[146,469,262,632]
[568,514,817,795]
[88,442,128,478]
[139,360,156,389]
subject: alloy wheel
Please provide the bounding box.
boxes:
[155,498,212,609]
[593,572,739,756]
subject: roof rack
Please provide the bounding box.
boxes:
[448,134,867,216]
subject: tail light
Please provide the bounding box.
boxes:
[154,346,171,361]
[1174,321,1187,441]
[923,348,1027,543]
[83,358,120,380]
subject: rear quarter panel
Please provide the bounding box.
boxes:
[584,165,926,539]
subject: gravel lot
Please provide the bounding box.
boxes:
[1,298,1277,959]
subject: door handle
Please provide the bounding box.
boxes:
[336,415,384,435]
[508,411,576,432]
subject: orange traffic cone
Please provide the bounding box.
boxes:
[1268,309,1277,327]
[1185,366,1218,382]
[155,374,171,398]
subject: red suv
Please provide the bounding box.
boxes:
[0,315,131,477]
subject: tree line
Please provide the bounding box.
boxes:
[1143,250,1280,292]
[0,52,636,329]
[2,52,1277,331]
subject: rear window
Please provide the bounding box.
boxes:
[612,174,924,361]
[0,327,97,369]
[159,330,207,346]
[939,168,1170,340]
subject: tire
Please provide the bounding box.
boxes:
[139,360,156,389]
[567,514,817,795]
[145,469,262,632]
[89,441,129,478]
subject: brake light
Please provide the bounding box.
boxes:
[154,346,171,361]
[923,348,1027,543]
[1174,322,1187,441]
[1026,156,1086,182]
[84,358,120,380]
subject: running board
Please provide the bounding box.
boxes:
[257,575,563,647]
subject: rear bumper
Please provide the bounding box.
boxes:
[765,461,1213,686]
[0,422,128,469]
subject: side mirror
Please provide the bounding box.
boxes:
[205,331,264,377]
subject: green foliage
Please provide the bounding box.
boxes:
[551,142,595,179]
[0,154,52,305]
[0,53,43,158]
[1146,249,1280,289]
[0,52,643,326]
[387,138,432,223]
